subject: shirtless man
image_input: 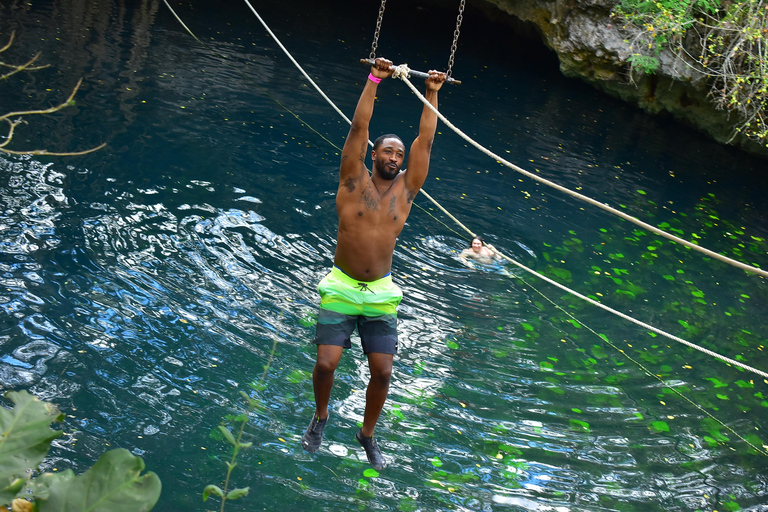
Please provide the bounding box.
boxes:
[302,58,446,469]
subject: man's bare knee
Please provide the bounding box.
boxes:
[367,353,393,384]
[315,345,343,376]
[315,357,339,376]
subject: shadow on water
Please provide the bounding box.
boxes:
[1,0,767,511]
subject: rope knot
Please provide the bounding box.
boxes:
[392,64,410,80]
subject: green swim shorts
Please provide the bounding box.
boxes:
[314,266,403,354]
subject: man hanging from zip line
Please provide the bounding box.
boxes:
[302,57,446,470]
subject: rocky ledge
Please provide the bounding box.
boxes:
[472,0,768,159]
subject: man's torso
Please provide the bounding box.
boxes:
[333,169,415,281]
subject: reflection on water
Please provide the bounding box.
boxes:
[1,0,767,511]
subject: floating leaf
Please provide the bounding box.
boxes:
[569,419,590,432]
[650,421,670,433]
[521,323,535,332]
[591,345,607,359]
[545,266,572,282]
[446,340,459,350]
[363,468,380,478]
[430,457,443,468]
[299,315,317,327]
[706,378,728,388]
[286,369,310,384]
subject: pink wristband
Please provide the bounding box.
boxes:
[368,73,382,84]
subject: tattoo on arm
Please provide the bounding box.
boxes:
[358,141,367,163]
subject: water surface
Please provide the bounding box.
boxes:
[1,1,767,511]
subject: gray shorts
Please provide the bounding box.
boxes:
[314,309,399,355]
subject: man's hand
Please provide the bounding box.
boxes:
[371,57,394,80]
[426,70,447,92]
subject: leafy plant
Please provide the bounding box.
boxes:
[0,390,160,512]
[613,0,768,146]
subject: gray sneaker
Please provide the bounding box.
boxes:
[356,429,387,470]
[302,414,328,453]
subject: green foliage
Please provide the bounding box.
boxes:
[0,391,63,504]
[34,449,161,512]
[0,390,160,512]
[613,0,768,145]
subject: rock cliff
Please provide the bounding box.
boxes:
[470,0,768,158]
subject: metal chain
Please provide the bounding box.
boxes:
[369,0,387,60]
[446,0,465,78]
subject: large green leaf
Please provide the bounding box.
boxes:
[37,448,160,512]
[0,390,64,503]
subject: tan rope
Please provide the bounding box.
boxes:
[397,74,768,279]
[393,74,768,380]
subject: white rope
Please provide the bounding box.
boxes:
[397,75,768,278]
[239,0,767,380]
[392,64,410,80]
[397,74,768,380]
[495,242,768,379]
[242,0,354,127]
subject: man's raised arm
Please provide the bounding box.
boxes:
[404,71,446,195]
[340,58,394,182]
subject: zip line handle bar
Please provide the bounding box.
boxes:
[359,58,462,85]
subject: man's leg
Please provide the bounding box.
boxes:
[361,352,393,437]
[313,344,344,420]
[355,351,393,470]
[303,344,343,453]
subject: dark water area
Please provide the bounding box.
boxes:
[1,0,767,511]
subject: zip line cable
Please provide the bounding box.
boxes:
[396,72,768,375]
[160,0,768,455]
[403,80,768,278]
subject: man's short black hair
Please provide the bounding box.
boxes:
[373,133,404,150]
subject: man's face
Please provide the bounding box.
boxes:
[372,138,405,180]
[472,239,483,252]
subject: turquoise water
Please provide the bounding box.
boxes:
[1,1,767,511]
